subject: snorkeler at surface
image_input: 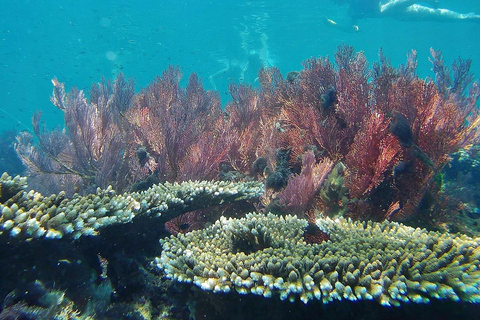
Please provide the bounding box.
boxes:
[327,0,480,32]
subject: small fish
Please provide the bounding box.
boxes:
[57,259,72,265]
[325,18,338,26]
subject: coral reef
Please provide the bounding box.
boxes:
[0,173,263,241]
[5,45,480,318]
[257,46,480,223]
[0,172,27,203]
[15,46,480,226]
[15,75,135,195]
[157,212,480,306]
[0,280,93,320]
[15,70,239,195]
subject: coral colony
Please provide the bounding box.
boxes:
[158,213,480,305]
[1,45,480,317]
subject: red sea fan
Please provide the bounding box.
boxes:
[275,151,333,215]
[344,112,402,199]
[178,127,233,181]
[225,83,267,173]
[127,67,224,182]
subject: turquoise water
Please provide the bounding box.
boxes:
[1,2,480,319]
[1,0,479,131]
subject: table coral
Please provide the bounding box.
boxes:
[157,212,480,306]
[0,173,263,241]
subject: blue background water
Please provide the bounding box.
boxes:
[1,0,479,131]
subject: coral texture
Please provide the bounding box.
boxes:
[0,173,263,241]
[157,212,480,306]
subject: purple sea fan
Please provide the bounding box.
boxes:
[276,151,333,215]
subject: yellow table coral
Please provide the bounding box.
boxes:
[0,173,263,241]
[157,212,480,306]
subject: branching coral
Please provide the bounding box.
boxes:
[257,45,480,222]
[274,151,333,215]
[16,74,135,194]
[15,45,480,226]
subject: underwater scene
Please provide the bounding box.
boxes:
[1,0,480,319]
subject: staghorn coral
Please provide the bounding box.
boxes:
[0,173,263,241]
[157,212,480,306]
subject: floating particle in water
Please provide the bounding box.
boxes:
[100,17,111,28]
[106,51,117,61]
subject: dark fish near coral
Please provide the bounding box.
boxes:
[286,71,300,83]
[390,111,436,171]
[320,87,337,113]
[265,171,286,190]
[304,221,330,244]
[389,111,414,147]
[135,146,150,167]
[252,156,268,175]
[393,160,414,178]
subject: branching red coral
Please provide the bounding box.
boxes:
[345,113,401,200]
[16,45,480,228]
[275,151,333,215]
[131,67,223,181]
